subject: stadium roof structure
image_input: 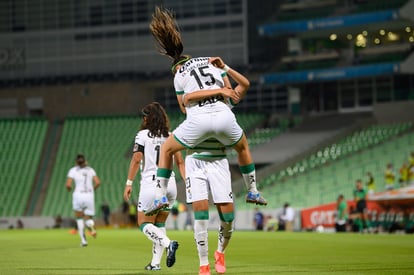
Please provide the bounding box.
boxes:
[258,0,414,37]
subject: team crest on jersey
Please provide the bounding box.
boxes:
[133,143,139,152]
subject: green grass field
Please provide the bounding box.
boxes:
[1,229,413,274]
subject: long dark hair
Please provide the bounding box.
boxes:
[149,6,190,73]
[140,102,170,138]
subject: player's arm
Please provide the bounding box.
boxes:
[226,67,250,104]
[210,56,250,104]
[65,178,73,192]
[176,94,186,114]
[173,150,185,180]
[182,88,239,106]
[124,148,143,201]
[93,175,101,190]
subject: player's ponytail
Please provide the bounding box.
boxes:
[149,6,190,74]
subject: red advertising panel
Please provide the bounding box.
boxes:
[301,200,383,229]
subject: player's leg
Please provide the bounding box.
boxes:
[208,159,234,274]
[74,211,87,246]
[232,134,267,205]
[139,185,178,268]
[185,157,210,274]
[72,197,88,246]
[138,212,178,268]
[215,203,234,274]
[215,113,266,206]
[148,135,185,215]
[193,199,210,274]
[146,178,179,270]
[84,215,97,238]
[362,209,371,232]
[83,197,97,238]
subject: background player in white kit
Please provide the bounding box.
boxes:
[66,154,100,247]
[148,6,267,215]
[123,102,185,270]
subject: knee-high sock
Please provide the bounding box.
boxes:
[217,221,233,253]
[151,224,166,266]
[141,223,170,248]
[155,168,172,197]
[240,164,258,193]
[76,219,87,244]
[194,219,209,266]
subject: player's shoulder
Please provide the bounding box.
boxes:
[136,129,149,138]
[68,166,77,173]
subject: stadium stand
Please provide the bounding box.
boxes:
[0,118,48,216]
[235,121,413,209]
[41,116,140,217]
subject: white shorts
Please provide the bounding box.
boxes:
[72,193,95,216]
[173,109,243,148]
[185,156,233,204]
[137,177,177,212]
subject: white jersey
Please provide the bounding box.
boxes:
[67,166,97,194]
[174,57,230,116]
[133,129,177,212]
[133,129,173,183]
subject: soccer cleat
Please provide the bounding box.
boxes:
[144,263,161,270]
[214,250,226,274]
[145,196,169,216]
[80,242,88,247]
[245,191,268,205]
[90,228,97,239]
[166,240,179,267]
[199,264,211,275]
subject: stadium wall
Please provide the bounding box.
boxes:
[0,80,167,120]
[0,209,302,231]
[373,100,414,123]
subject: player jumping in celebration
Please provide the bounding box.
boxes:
[147,6,267,215]
[66,154,100,247]
[123,102,184,270]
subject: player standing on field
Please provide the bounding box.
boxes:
[123,102,184,270]
[66,154,100,247]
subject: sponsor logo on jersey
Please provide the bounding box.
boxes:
[198,95,224,107]
[178,57,209,73]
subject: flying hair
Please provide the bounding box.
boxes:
[149,6,190,73]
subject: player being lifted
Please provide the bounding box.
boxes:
[147,6,267,215]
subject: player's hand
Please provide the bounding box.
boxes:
[209,57,225,69]
[65,183,72,192]
[221,87,240,102]
[123,186,132,201]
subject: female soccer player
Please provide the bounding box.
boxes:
[66,154,100,247]
[147,6,267,215]
[123,102,185,270]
